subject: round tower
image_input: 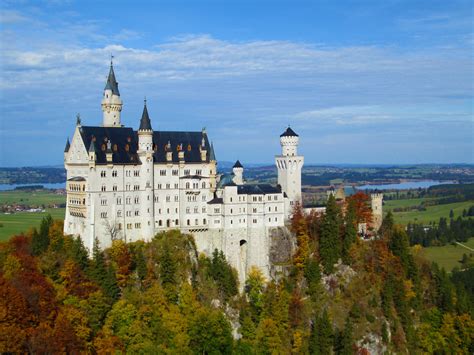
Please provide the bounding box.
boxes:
[101,60,123,127]
[370,192,383,231]
[275,126,304,216]
[232,160,244,185]
[137,100,154,240]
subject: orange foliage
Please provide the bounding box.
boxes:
[346,191,373,226]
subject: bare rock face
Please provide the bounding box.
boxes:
[268,226,295,279]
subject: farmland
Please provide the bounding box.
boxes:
[422,237,474,271]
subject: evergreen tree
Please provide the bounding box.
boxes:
[304,258,322,301]
[342,200,357,264]
[88,238,120,301]
[31,215,53,255]
[160,242,177,302]
[70,236,89,270]
[309,310,333,354]
[319,194,341,274]
[335,317,354,355]
[209,249,238,300]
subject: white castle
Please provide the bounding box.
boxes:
[63,62,303,283]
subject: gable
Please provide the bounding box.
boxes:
[66,126,89,164]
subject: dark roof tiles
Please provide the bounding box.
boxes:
[280,126,299,137]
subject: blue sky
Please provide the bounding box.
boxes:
[0,0,472,166]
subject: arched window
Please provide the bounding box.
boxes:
[187,219,190,226]
[203,218,207,225]
[158,220,162,226]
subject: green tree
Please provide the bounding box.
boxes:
[342,200,357,264]
[309,310,333,354]
[209,249,238,300]
[319,194,341,274]
[31,214,53,255]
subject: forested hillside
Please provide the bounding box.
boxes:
[1,199,473,353]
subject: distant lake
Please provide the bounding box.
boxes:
[358,180,455,191]
[0,183,66,191]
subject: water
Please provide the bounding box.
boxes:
[0,182,66,191]
[358,180,455,191]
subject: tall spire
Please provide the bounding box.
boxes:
[139,99,152,131]
[209,142,216,161]
[64,138,70,153]
[104,58,120,96]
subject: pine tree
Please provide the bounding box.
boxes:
[342,200,357,264]
[309,310,334,354]
[335,317,353,355]
[70,236,89,270]
[31,215,53,255]
[88,238,119,301]
[160,242,177,302]
[320,194,341,274]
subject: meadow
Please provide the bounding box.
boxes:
[422,237,474,271]
[384,199,473,225]
[0,189,66,241]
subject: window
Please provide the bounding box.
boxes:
[134,170,140,177]
[174,195,179,202]
[135,223,141,228]
[186,182,190,189]
[165,195,170,202]
[214,219,220,224]
[160,170,166,176]
[253,208,257,213]
[112,170,117,177]
[202,207,206,213]
[126,184,130,191]
[194,207,198,213]
[253,196,257,202]
[193,182,198,189]
[214,208,220,213]
[268,196,271,201]
[157,184,162,189]
[196,169,202,175]
[117,210,122,217]
[134,197,139,204]
[126,211,132,217]
[186,207,190,214]
[175,219,179,225]
[159,220,162,226]
[118,223,122,230]
[126,197,131,204]
[113,185,117,191]
[154,196,159,202]
[253,219,257,224]
[100,212,107,218]
[101,199,107,206]
[195,219,198,225]
[230,197,233,202]
[187,219,190,226]
[202,195,206,202]
[274,195,278,201]
[184,169,190,176]
[100,171,106,177]
[166,183,170,189]
[172,169,178,176]
[101,185,106,192]
[134,210,139,216]
[275,206,277,211]
[203,218,207,225]
[230,209,233,214]
[174,183,178,189]
[127,223,132,229]
[134,185,140,190]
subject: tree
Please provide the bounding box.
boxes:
[160,242,178,302]
[319,194,341,274]
[188,308,233,354]
[309,310,333,354]
[245,267,266,322]
[69,236,89,270]
[31,215,53,255]
[342,199,357,263]
[346,191,373,226]
[209,249,238,300]
[335,317,354,355]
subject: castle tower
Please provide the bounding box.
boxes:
[370,192,383,231]
[275,126,304,214]
[137,100,155,240]
[101,60,123,127]
[232,160,244,185]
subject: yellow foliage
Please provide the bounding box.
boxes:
[403,279,416,300]
[2,254,21,280]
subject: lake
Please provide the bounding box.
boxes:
[0,183,66,191]
[358,180,455,191]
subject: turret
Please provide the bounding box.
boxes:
[64,138,70,160]
[137,99,154,240]
[88,139,96,168]
[101,60,123,127]
[370,192,383,231]
[275,126,304,217]
[138,99,153,152]
[232,160,244,185]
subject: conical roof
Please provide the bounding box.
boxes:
[88,140,96,153]
[280,126,298,137]
[104,62,120,96]
[64,138,70,152]
[233,160,243,168]
[209,142,216,161]
[139,101,152,131]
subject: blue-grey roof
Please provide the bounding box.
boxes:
[217,173,236,188]
[80,126,212,165]
[104,64,120,96]
[237,184,281,195]
[64,138,70,153]
[210,142,216,161]
[233,160,243,168]
[280,126,298,137]
[139,103,152,131]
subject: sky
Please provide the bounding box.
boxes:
[0,0,472,167]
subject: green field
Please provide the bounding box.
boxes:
[0,189,67,241]
[422,238,474,271]
[0,208,66,241]
[385,199,474,225]
[0,190,66,206]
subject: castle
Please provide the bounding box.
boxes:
[63,62,303,283]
